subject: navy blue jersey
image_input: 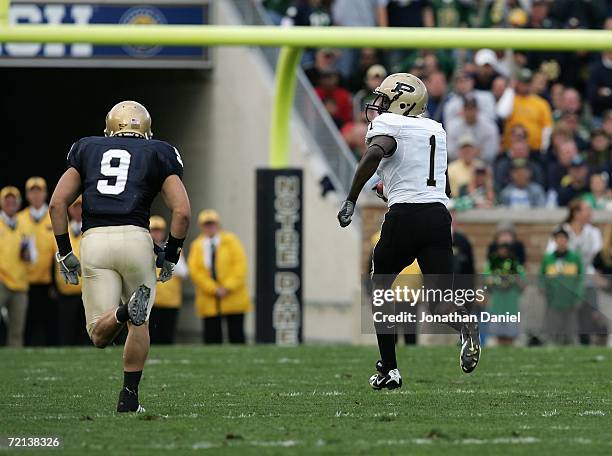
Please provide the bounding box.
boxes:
[67,136,183,232]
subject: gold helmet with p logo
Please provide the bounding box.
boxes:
[365,73,428,122]
[104,101,152,139]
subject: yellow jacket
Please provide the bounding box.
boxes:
[55,229,82,296]
[0,217,32,292]
[503,94,553,151]
[17,208,56,285]
[155,276,182,308]
[154,256,187,309]
[188,231,252,317]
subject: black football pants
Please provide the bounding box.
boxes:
[372,203,454,276]
[371,203,456,371]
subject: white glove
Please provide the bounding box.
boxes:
[56,251,81,285]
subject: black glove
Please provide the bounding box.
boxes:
[337,200,355,228]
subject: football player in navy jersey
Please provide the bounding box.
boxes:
[49,101,191,412]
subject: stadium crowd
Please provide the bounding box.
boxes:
[1,1,611,348]
[264,0,612,209]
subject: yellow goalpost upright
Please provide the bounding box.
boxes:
[0,0,9,27]
[0,0,611,167]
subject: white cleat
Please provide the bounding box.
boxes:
[369,360,402,390]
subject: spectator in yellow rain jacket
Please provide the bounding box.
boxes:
[54,196,88,346]
[149,215,188,345]
[18,177,57,346]
[188,210,251,344]
[0,186,37,346]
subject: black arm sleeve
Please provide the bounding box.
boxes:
[369,135,397,158]
[345,135,397,203]
[445,170,451,198]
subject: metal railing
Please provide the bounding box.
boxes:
[229,0,358,194]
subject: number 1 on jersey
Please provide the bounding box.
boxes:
[426,135,436,187]
[97,149,131,195]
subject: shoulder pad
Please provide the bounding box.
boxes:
[365,114,401,141]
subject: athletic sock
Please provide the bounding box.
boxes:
[376,333,397,371]
[115,305,129,324]
[123,370,142,392]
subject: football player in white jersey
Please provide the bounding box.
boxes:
[337,73,480,390]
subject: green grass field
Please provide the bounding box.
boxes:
[2,345,612,455]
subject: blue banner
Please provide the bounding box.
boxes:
[0,2,211,68]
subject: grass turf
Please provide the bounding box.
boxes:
[1,345,612,455]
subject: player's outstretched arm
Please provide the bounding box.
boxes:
[158,175,191,282]
[337,135,396,228]
[49,168,82,284]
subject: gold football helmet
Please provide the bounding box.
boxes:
[365,73,428,122]
[104,101,152,139]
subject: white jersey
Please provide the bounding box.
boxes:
[366,113,448,206]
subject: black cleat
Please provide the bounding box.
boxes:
[117,387,145,413]
[460,321,481,373]
[369,360,402,390]
[127,285,151,326]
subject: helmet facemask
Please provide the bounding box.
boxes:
[365,91,392,122]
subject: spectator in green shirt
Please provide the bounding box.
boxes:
[582,172,612,211]
[483,229,525,346]
[540,226,584,345]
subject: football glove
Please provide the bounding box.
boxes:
[154,243,175,283]
[337,200,355,228]
[55,251,81,285]
[158,259,175,283]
